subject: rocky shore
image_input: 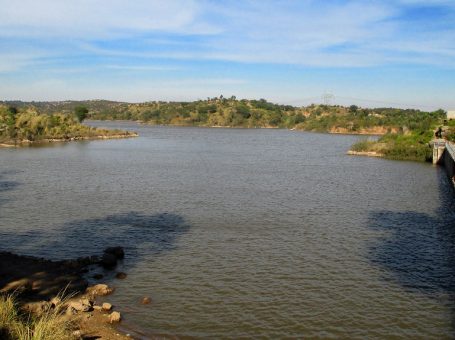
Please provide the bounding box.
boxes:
[0,132,138,148]
[0,247,136,339]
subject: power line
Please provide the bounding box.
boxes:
[334,95,438,110]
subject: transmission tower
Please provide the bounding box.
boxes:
[322,92,334,105]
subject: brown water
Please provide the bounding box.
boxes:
[1,121,455,339]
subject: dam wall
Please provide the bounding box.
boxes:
[443,142,455,181]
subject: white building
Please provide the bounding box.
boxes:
[448,110,455,120]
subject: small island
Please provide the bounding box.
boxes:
[0,105,137,147]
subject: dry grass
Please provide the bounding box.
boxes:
[0,294,76,340]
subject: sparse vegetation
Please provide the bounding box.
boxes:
[2,98,445,134]
[351,130,435,162]
[0,294,75,340]
[0,98,447,161]
[0,105,135,145]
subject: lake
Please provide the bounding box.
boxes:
[1,121,455,339]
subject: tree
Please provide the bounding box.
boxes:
[236,104,251,118]
[74,105,89,123]
[349,105,358,113]
[7,106,18,116]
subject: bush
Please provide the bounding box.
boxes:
[350,139,376,152]
[74,106,88,123]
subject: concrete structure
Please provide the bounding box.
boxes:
[435,140,455,187]
[448,110,455,120]
[443,142,455,182]
[433,139,446,164]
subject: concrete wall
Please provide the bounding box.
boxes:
[442,142,455,184]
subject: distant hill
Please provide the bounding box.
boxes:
[1,97,446,135]
[2,97,451,161]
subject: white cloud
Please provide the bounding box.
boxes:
[0,0,218,38]
[0,0,454,105]
[1,0,455,68]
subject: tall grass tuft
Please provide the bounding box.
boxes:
[0,294,76,340]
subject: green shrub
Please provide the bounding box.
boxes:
[350,139,376,152]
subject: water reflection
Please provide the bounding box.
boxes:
[368,170,455,333]
[0,212,191,268]
[0,170,21,208]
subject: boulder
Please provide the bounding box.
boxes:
[66,307,76,315]
[100,253,117,268]
[109,311,121,323]
[50,297,61,308]
[76,256,92,266]
[89,255,100,264]
[102,302,112,311]
[115,272,127,279]
[1,278,32,294]
[72,330,82,338]
[103,246,124,259]
[141,297,151,305]
[68,301,90,312]
[23,301,50,316]
[86,284,114,297]
[81,298,93,307]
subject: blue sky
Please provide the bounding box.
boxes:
[0,0,454,109]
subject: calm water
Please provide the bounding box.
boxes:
[1,121,455,339]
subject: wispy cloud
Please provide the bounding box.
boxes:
[1,1,454,68]
[0,0,218,38]
[0,1,454,106]
[105,65,180,72]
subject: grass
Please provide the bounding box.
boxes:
[350,132,433,162]
[0,294,76,340]
[350,139,379,152]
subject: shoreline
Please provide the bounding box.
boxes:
[126,119,388,136]
[346,150,384,157]
[0,249,135,339]
[0,133,138,148]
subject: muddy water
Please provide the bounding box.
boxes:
[1,121,454,339]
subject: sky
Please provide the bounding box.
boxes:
[0,0,454,110]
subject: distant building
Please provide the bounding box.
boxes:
[448,110,455,120]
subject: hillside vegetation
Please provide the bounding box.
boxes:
[2,98,448,161]
[4,97,445,133]
[0,105,135,146]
